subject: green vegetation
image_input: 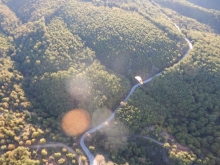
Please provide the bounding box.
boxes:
[0,147,40,165]
[187,0,220,11]
[60,0,186,78]
[156,0,220,33]
[0,0,220,164]
[116,22,220,165]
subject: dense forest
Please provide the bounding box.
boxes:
[0,0,220,164]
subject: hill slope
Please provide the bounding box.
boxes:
[0,0,220,164]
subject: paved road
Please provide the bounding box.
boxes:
[80,22,193,165]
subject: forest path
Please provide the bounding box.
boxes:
[135,135,164,146]
[29,142,81,164]
[79,20,193,165]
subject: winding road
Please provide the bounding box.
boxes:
[80,22,193,165]
[25,21,193,165]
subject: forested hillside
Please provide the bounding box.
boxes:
[114,1,220,165]
[0,0,188,119]
[155,0,220,33]
[187,0,220,11]
[116,33,220,164]
[0,0,220,164]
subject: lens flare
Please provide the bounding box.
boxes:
[61,109,91,136]
[92,108,111,127]
[67,75,91,103]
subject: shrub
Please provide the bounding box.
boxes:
[19,141,24,145]
[25,140,32,146]
[32,132,39,138]
[39,138,46,144]
[23,135,28,141]
[81,156,87,163]
[31,138,36,143]
[8,144,15,150]
[41,149,48,156]
[54,152,61,158]
[62,148,67,153]
[58,158,65,164]
[66,153,75,159]
[89,146,95,151]
[1,145,7,150]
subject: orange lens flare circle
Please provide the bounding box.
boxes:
[61,109,91,136]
